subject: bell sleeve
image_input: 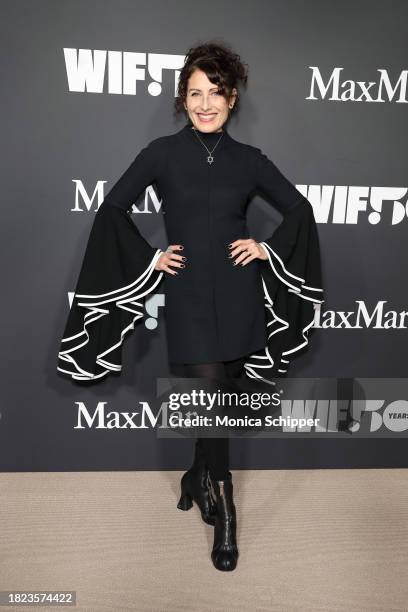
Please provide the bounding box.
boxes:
[57,139,166,382]
[244,148,324,383]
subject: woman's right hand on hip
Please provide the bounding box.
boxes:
[154,245,186,275]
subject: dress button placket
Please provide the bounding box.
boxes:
[207,156,221,358]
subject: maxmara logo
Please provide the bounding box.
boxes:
[74,401,169,429]
[307,67,408,103]
[72,180,408,226]
[314,301,408,329]
[71,181,161,215]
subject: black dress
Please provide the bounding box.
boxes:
[57,121,324,383]
[162,125,268,364]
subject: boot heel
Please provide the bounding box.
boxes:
[177,491,193,511]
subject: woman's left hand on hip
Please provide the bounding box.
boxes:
[227,238,268,265]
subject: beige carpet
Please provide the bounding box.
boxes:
[0,469,407,611]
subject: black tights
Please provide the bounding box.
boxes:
[169,355,246,481]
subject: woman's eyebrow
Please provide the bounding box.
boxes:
[188,86,219,92]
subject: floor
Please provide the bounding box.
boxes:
[1,469,407,611]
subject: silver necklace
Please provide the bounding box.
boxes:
[191,127,224,164]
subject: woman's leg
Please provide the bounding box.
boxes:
[210,355,244,572]
[170,356,246,481]
[170,357,245,571]
[174,361,229,481]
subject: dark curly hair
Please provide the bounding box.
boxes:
[174,40,249,120]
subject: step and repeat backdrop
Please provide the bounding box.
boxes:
[2,0,407,470]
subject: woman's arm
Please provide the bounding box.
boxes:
[228,148,307,266]
[103,140,184,275]
[251,147,324,304]
[253,147,306,216]
[57,138,169,382]
[242,147,325,381]
[102,138,166,260]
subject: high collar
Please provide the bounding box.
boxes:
[180,122,231,146]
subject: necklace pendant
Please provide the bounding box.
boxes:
[207,155,214,164]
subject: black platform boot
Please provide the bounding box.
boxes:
[177,441,217,526]
[210,471,239,571]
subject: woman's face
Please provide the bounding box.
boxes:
[183,68,236,133]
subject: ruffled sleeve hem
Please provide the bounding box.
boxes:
[244,197,324,384]
[57,200,164,382]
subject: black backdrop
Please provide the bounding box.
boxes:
[2,0,407,470]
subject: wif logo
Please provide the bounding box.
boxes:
[67,291,165,330]
[300,185,408,225]
[63,48,185,95]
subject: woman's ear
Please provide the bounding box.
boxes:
[229,88,238,108]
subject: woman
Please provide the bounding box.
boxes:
[57,42,324,572]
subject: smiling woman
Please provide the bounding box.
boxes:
[186,74,231,129]
[57,39,324,574]
[175,43,243,136]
